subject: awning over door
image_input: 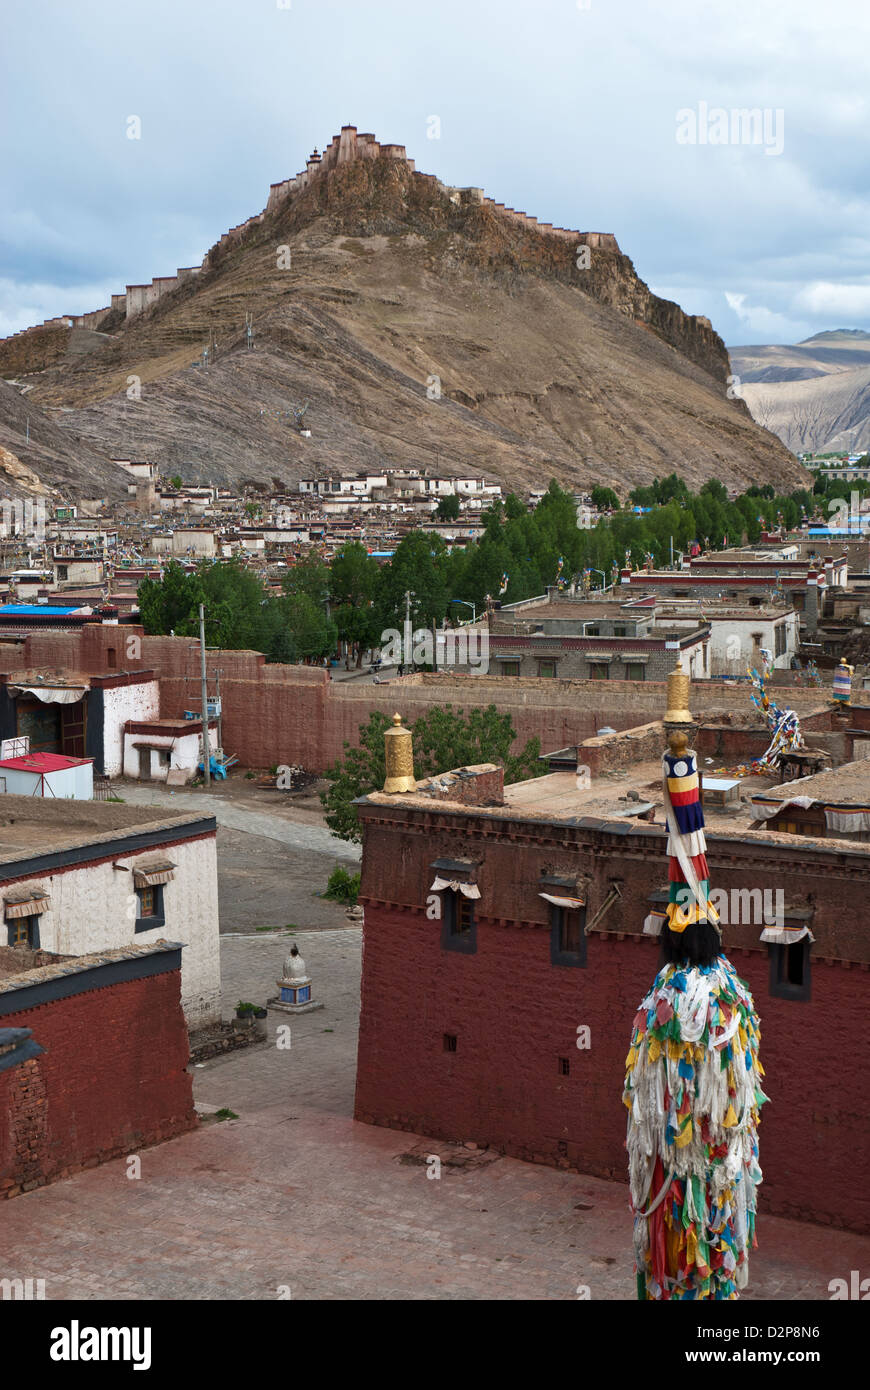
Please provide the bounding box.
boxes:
[9,686,86,704]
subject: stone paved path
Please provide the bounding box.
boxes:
[2,930,867,1300]
[120,783,361,862]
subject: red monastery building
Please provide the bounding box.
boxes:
[354,722,870,1237]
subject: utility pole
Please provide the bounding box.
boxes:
[199,603,210,788]
[214,667,223,758]
[403,589,414,671]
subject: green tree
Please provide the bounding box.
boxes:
[376,531,449,634]
[590,486,620,511]
[435,494,460,520]
[137,561,204,635]
[330,542,381,665]
[282,553,331,608]
[321,704,544,843]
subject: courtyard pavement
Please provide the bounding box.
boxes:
[2,929,868,1301]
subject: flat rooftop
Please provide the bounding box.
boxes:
[364,757,870,856]
[752,758,870,808]
[0,795,213,867]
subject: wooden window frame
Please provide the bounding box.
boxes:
[441,889,477,955]
[6,913,40,949]
[135,883,166,934]
[549,903,587,968]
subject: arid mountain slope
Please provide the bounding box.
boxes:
[2,138,806,496]
[730,331,870,454]
[0,377,127,502]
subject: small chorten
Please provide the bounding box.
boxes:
[267,943,324,1015]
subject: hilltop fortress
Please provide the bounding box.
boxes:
[4,125,621,344]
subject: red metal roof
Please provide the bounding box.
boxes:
[0,752,93,771]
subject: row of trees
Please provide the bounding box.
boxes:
[139,475,832,664]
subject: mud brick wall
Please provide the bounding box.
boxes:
[12,625,849,775]
[354,805,870,1234]
[0,958,195,1199]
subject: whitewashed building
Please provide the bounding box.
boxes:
[0,798,221,1027]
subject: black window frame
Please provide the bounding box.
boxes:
[624,662,646,681]
[441,888,477,955]
[588,662,610,680]
[768,936,811,1001]
[135,883,166,934]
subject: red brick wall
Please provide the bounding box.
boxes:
[354,907,869,1234]
[0,969,195,1198]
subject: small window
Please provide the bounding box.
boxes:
[6,914,40,948]
[500,660,521,677]
[613,626,627,637]
[589,662,609,680]
[107,646,117,669]
[624,662,645,681]
[537,660,557,678]
[135,883,165,933]
[769,937,811,1001]
[558,1057,571,1076]
[441,890,477,954]
[443,1033,457,1053]
[549,904,587,967]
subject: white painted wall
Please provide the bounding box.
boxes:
[123,726,216,781]
[101,681,160,776]
[21,833,221,1026]
[708,614,799,675]
[0,762,93,798]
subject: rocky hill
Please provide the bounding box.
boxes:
[730,330,870,454]
[0,126,806,498]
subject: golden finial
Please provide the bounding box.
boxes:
[664,659,695,754]
[383,713,417,793]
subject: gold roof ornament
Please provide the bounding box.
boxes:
[383,713,417,794]
[664,659,695,756]
[664,659,693,725]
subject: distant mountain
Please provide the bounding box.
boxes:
[730,331,870,453]
[0,125,807,498]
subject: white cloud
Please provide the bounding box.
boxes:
[796,282,870,318]
[723,292,801,339]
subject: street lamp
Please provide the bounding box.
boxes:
[450,598,476,623]
[588,568,610,594]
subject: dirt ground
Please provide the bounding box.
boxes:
[216,825,352,932]
[115,771,360,934]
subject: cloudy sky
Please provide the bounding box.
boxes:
[2,0,869,345]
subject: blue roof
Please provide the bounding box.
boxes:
[0,604,81,615]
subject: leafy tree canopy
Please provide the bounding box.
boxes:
[321,704,544,842]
